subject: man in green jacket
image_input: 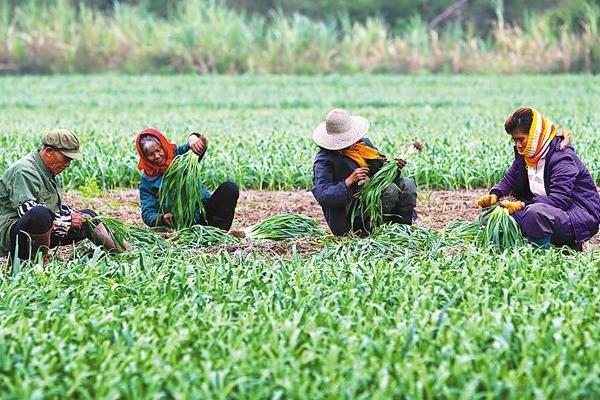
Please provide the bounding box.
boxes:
[0,129,122,262]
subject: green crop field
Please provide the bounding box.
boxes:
[2,226,600,398]
[1,75,600,398]
[0,74,599,191]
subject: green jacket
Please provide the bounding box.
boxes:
[0,151,64,254]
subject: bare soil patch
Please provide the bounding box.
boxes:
[60,188,489,258]
[4,188,594,262]
[63,188,488,232]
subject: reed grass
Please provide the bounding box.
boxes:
[0,0,598,74]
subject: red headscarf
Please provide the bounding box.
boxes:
[135,128,177,177]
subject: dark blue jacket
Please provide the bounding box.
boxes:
[139,143,211,227]
[491,137,600,244]
[311,138,382,236]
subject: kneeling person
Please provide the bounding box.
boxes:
[0,129,122,262]
[136,128,239,230]
[476,107,600,250]
[311,109,417,236]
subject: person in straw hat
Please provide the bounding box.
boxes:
[0,129,127,263]
[475,107,600,250]
[311,108,417,236]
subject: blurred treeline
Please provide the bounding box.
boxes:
[4,0,597,33]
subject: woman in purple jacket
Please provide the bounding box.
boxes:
[476,107,600,249]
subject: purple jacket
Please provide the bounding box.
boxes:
[491,137,600,244]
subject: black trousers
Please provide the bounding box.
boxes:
[350,178,417,234]
[198,181,239,231]
[9,205,97,260]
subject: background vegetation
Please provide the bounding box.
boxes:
[0,74,598,191]
[0,0,598,74]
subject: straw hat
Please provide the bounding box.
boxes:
[313,109,370,150]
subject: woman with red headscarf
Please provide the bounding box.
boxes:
[135,128,239,230]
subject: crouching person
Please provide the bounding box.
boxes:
[311,109,417,236]
[476,107,600,250]
[135,128,239,230]
[0,129,124,262]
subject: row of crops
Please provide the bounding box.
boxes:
[1,222,599,397]
[0,75,599,191]
[1,74,599,397]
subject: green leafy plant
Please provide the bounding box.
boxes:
[2,76,598,192]
[443,220,484,242]
[246,214,325,240]
[78,177,103,200]
[172,225,239,248]
[351,141,422,231]
[479,205,526,249]
[158,152,206,229]
[86,215,168,249]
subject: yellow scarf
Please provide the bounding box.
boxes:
[520,109,556,167]
[339,142,385,167]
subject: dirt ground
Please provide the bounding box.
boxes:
[4,188,594,262]
[63,188,489,233]
[51,188,485,258]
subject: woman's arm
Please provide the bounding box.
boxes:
[175,133,207,159]
[175,143,190,156]
[311,154,354,209]
[490,157,524,198]
[140,184,161,227]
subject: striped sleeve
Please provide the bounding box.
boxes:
[52,204,73,237]
[17,200,40,217]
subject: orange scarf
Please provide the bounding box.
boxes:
[339,142,385,167]
[135,128,177,177]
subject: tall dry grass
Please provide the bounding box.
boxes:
[0,0,598,74]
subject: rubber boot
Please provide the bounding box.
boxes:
[397,209,417,226]
[27,228,52,263]
[528,235,551,250]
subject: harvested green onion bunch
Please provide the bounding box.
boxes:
[246,214,325,240]
[351,141,423,231]
[479,205,525,249]
[172,225,239,248]
[86,216,168,250]
[158,152,205,228]
[443,220,484,242]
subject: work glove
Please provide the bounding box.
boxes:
[475,194,497,208]
[499,200,525,215]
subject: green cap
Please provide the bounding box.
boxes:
[41,129,82,161]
